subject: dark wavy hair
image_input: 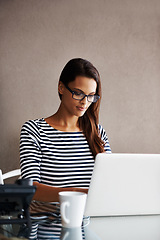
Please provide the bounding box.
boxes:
[59,58,105,157]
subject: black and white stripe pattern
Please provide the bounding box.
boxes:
[20,118,111,189]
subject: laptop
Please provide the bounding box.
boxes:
[84,153,160,217]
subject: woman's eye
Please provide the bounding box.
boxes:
[74,92,83,96]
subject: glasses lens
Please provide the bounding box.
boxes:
[72,91,100,103]
[73,92,85,100]
[88,95,100,103]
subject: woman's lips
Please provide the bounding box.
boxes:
[76,106,86,111]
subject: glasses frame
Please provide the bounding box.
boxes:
[65,85,100,103]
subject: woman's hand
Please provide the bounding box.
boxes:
[33,182,88,202]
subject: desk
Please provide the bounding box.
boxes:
[87,215,160,240]
[1,215,160,239]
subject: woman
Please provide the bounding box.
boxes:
[20,58,111,203]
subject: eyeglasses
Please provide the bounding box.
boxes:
[65,85,100,103]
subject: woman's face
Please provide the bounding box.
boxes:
[60,76,97,117]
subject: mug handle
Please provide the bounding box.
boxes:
[61,201,70,224]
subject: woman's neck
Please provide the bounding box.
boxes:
[45,110,81,132]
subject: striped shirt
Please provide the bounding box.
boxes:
[20,118,111,189]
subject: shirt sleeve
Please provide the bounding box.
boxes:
[20,120,42,182]
[98,125,112,153]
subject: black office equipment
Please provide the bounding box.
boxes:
[0,179,36,230]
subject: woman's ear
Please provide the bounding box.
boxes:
[58,81,65,95]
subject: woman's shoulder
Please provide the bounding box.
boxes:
[98,124,111,152]
[98,124,107,134]
[98,124,109,141]
[21,118,45,133]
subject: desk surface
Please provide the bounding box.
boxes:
[88,215,160,240]
[1,214,160,240]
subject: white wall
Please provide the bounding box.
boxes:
[0,0,160,172]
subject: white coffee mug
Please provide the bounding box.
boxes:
[59,191,87,228]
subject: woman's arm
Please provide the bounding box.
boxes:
[33,181,88,202]
[99,125,111,153]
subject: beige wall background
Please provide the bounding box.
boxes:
[0,0,160,173]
